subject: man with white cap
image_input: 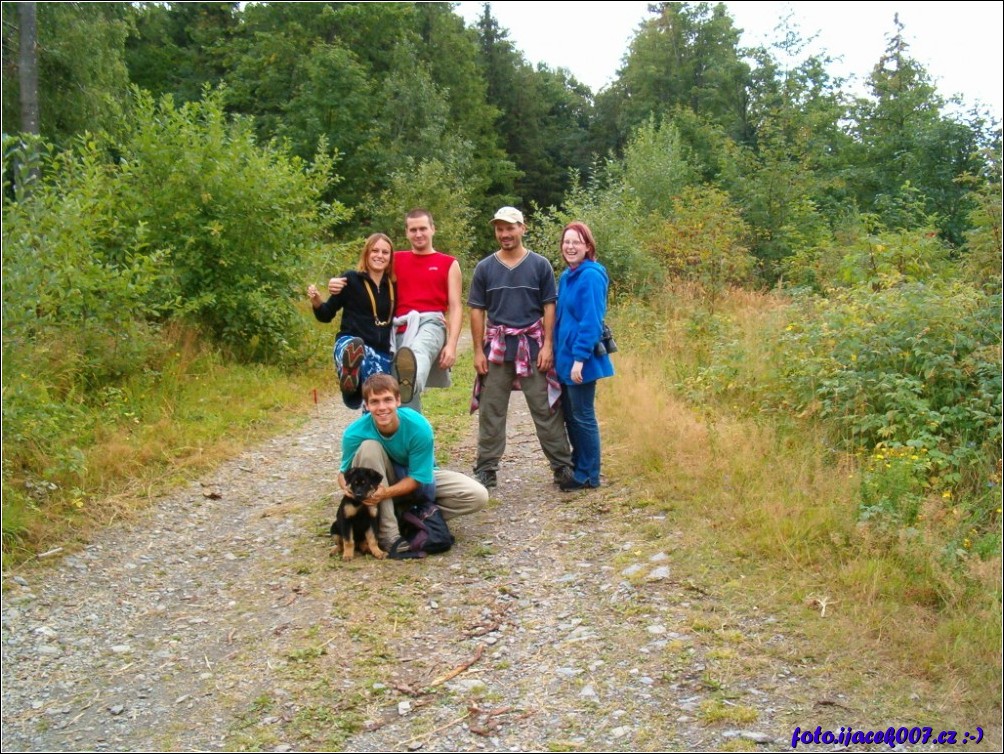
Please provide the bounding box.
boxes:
[467,206,574,490]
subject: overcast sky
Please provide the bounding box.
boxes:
[456,1,1003,120]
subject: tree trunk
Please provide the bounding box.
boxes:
[18,1,39,135]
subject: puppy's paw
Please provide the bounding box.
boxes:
[370,546,387,560]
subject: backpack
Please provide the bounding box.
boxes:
[388,500,455,559]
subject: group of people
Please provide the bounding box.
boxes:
[308,207,614,554]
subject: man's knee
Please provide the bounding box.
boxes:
[352,440,391,483]
[470,483,489,512]
[446,482,489,519]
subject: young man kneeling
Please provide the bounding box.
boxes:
[338,374,488,556]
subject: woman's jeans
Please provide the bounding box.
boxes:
[334,335,392,409]
[561,380,601,486]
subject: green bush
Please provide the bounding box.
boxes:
[783,215,953,293]
[2,134,169,387]
[780,282,1000,457]
[778,281,1001,542]
[113,88,347,362]
[644,184,755,305]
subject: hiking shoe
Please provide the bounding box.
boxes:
[559,476,596,492]
[340,337,365,395]
[393,346,418,404]
[553,466,576,487]
[387,536,424,560]
[474,469,497,489]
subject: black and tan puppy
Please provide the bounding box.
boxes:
[330,467,386,560]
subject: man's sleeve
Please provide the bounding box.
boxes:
[467,260,487,309]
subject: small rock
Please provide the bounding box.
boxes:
[108,705,125,716]
[649,552,669,562]
[611,726,631,738]
[620,564,644,577]
[398,700,412,716]
[646,624,666,635]
[646,566,671,581]
[580,684,597,698]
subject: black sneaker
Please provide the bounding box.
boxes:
[553,466,575,487]
[474,469,497,489]
[559,476,596,492]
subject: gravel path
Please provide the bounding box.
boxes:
[3,393,874,751]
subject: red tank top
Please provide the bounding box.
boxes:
[394,250,455,317]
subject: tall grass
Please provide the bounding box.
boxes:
[600,286,1002,729]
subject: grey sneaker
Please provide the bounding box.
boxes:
[474,469,497,489]
[553,466,575,487]
[392,346,418,404]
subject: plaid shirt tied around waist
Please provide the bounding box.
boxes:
[470,320,562,414]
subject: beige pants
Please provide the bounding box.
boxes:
[350,440,488,548]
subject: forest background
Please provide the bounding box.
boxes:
[1,0,1001,731]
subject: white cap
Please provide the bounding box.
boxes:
[490,206,524,225]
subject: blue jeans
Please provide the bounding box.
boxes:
[334,335,392,409]
[561,381,601,486]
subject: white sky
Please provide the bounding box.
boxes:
[456,1,1003,120]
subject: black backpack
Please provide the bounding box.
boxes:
[388,500,454,559]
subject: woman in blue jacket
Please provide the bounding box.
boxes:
[553,221,615,490]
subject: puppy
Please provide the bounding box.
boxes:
[330,467,386,560]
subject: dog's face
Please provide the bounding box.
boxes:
[344,466,383,501]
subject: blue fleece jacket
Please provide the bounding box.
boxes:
[554,259,615,385]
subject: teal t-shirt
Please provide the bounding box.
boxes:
[339,407,435,484]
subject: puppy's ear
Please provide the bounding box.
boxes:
[362,468,383,486]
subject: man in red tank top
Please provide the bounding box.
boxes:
[390,209,463,412]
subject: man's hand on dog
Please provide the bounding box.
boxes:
[358,485,389,507]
